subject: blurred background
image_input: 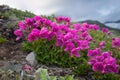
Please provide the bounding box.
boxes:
[0,0,120,29]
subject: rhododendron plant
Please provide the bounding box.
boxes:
[99,41,106,48]
[14,15,119,76]
[88,48,118,74]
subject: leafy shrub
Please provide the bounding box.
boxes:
[15,15,120,78]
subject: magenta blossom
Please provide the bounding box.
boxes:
[112,37,120,48]
[92,62,104,73]
[63,32,73,41]
[104,57,117,65]
[77,40,89,50]
[85,35,92,41]
[18,21,26,30]
[95,55,104,62]
[82,22,89,28]
[102,28,109,33]
[51,22,59,32]
[87,48,100,57]
[14,29,22,40]
[43,19,52,26]
[70,47,80,57]
[104,64,118,73]
[28,33,37,42]
[64,41,75,52]
[25,18,34,26]
[88,59,96,65]
[81,31,88,38]
[56,38,64,48]
[28,29,40,42]
[39,27,49,39]
[33,16,42,21]
[47,31,54,40]
[73,23,81,30]
[33,20,41,27]
[89,24,100,31]
[102,52,111,58]
[55,16,70,23]
[99,41,106,48]
[24,64,31,72]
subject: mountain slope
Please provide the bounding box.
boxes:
[78,20,120,36]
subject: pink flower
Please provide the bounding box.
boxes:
[64,41,74,52]
[102,52,111,58]
[85,35,92,41]
[64,17,70,22]
[89,24,100,31]
[43,19,52,26]
[14,29,22,40]
[63,32,73,41]
[112,38,120,48]
[55,16,70,23]
[56,38,64,48]
[28,29,40,42]
[51,22,59,32]
[81,31,88,38]
[92,62,104,73]
[99,41,105,48]
[59,24,69,32]
[104,64,119,73]
[70,47,80,57]
[73,23,81,30]
[88,59,96,65]
[24,64,31,72]
[33,16,42,21]
[18,21,26,30]
[95,55,104,62]
[25,18,34,26]
[104,57,117,65]
[102,28,109,33]
[33,20,41,27]
[39,27,48,39]
[80,27,88,32]
[87,48,100,57]
[82,22,89,28]
[47,31,54,40]
[77,40,89,50]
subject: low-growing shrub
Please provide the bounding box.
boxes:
[15,15,120,78]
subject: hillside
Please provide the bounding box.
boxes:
[78,20,120,36]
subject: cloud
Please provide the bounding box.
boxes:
[0,0,61,15]
[0,0,120,22]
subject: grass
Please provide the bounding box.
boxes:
[0,36,7,43]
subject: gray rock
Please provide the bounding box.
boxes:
[0,5,10,12]
[2,62,22,72]
[26,52,38,66]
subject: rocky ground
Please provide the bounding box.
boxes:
[0,8,75,80]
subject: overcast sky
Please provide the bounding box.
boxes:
[0,0,120,23]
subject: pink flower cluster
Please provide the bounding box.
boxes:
[14,16,100,57]
[87,48,118,74]
[14,15,119,74]
[112,38,120,50]
[55,16,70,23]
[102,28,111,35]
